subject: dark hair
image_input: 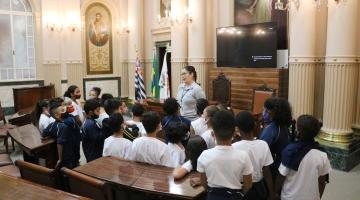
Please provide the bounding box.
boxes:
[49,98,64,118]
[163,98,179,116]
[64,85,78,98]
[235,111,255,134]
[84,99,100,114]
[91,87,102,97]
[211,110,235,141]
[132,103,144,117]
[205,105,219,120]
[142,111,160,133]
[216,104,235,116]
[184,66,197,82]
[104,98,121,115]
[264,97,292,127]
[100,93,113,107]
[185,135,207,171]
[165,122,187,144]
[297,115,322,141]
[196,98,208,115]
[108,113,124,133]
[35,99,49,120]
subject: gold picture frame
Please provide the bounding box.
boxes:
[85,3,113,75]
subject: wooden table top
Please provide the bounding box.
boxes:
[74,157,205,199]
[0,172,88,200]
[7,124,55,153]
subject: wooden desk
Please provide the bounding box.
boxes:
[8,107,34,126]
[143,99,165,119]
[0,172,88,200]
[8,124,57,168]
[13,85,55,112]
[74,157,205,200]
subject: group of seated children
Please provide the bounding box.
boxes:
[36,86,331,200]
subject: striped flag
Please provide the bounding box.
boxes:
[159,52,170,100]
[150,48,159,98]
[135,51,146,100]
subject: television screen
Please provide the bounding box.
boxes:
[217,22,277,68]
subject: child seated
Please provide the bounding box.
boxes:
[196,110,253,200]
[165,122,187,167]
[126,103,146,136]
[129,111,173,167]
[276,115,331,200]
[233,111,274,200]
[173,135,207,179]
[200,105,219,149]
[190,98,209,136]
[35,99,55,132]
[162,97,191,131]
[81,99,103,162]
[42,98,81,169]
[103,113,132,159]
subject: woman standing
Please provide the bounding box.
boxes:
[176,66,206,121]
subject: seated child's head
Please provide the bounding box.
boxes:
[100,93,113,107]
[84,99,101,119]
[49,98,65,121]
[35,99,50,120]
[217,104,235,117]
[104,98,121,115]
[235,111,255,136]
[108,113,124,133]
[119,99,128,114]
[296,115,322,142]
[142,111,161,134]
[196,98,208,116]
[165,122,187,144]
[186,135,207,171]
[132,103,144,118]
[203,105,220,127]
[163,98,179,116]
[211,110,235,142]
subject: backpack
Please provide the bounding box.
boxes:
[123,124,139,141]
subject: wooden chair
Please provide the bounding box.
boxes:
[252,85,276,115]
[0,154,12,167]
[0,102,17,153]
[212,73,231,106]
[15,160,60,189]
[61,167,113,200]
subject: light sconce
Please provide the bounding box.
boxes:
[275,0,347,10]
[116,22,130,34]
[68,24,78,32]
[46,23,63,32]
[157,7,192,27]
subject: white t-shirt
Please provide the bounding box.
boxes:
[191,117,208,136]
[232,140,273,182]
[102,136,132,159]
[197,145,253,189]
[39,114,55,132]
[279,149,331,200]
[70,99,85,122]
[126,120,146,137]
[167,143,185,167]
[182,160,193,172]
[200,129,216,149]
[96,112,109,127]
[129,137,173,167]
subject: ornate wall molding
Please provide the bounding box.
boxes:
[42,60,61,65]
[289,56,325,63]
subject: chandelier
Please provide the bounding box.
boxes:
[274,0,347,10]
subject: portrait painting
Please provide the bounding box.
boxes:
[85,3,113,74]
[234,0,288,49]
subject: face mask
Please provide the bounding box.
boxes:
[262,108,272,123]
[75,94,81,99]
[91,113,99,120]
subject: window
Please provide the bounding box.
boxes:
[0,0,35,81]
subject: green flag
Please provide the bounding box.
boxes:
[150,49,159,98]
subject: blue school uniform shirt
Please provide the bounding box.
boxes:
[162,115,191,130]
[81,118,104,162]
[42,116,81,169]
[259,121,290,172]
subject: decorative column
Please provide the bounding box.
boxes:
[128,0,144,99]
[188,0,208,95]
[351,64,360,136]
[170,0,188,97]
[288,0,317,119]
[318,0,360,171]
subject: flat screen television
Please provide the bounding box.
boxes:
[217,22,277,68]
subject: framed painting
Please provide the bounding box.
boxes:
[85,3,113,74]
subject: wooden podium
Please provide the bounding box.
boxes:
[13,85,55,112]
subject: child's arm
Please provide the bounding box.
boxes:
[263,165,275,199]
[173,167,188,180]
[318,174,328,198]
[55,144,63,169]
[242,174,252,193]
[275,174,286,198]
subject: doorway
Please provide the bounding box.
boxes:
[156,41,172,96]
